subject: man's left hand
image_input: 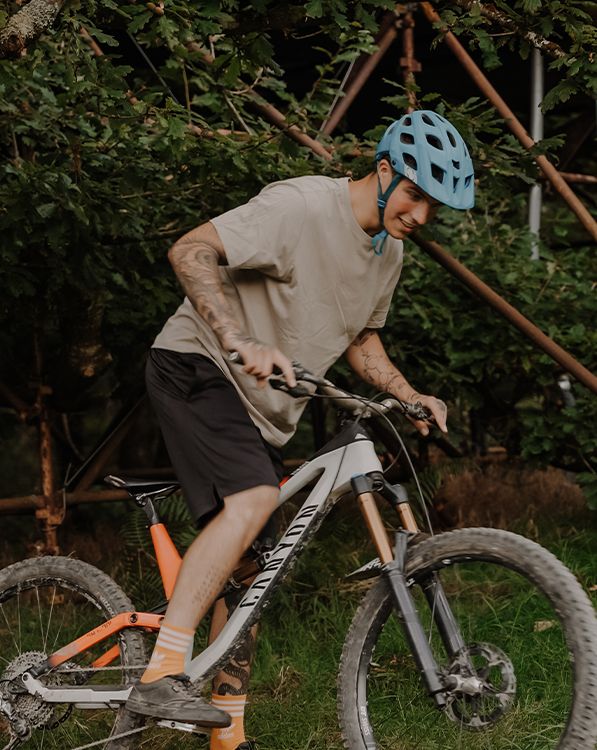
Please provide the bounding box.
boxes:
[407,393,448,436]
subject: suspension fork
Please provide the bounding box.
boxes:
[351,474,465,708]
[376,476,467,659]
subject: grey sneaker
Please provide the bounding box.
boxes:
[236,743,256,750]
[126,674,231,726]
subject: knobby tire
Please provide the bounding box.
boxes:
[0,557,147,750]
[337,528,597,750]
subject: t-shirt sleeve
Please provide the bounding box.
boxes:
[210,182,306,281]
[365,245,404,329]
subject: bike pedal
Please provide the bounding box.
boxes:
[155,719,208,734]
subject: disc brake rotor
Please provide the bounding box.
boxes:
[444,642,516,730]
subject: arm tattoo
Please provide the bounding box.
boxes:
[171,240,245,349]
[351,330,414,398]
[353,328,376,346]
[359,351,403,392]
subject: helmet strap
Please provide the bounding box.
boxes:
[372,171,402,255]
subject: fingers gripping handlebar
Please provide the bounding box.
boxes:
[228,352,434,423]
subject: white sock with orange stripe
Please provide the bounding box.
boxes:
[140,623,194,684]
[210,693,248,749]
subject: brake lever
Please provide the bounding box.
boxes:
[269,378,312,398]
[402,400,435,423]
[228,352,311,398]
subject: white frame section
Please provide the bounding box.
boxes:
[22,435,383,707]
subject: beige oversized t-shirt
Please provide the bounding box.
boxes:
[153,175,403,447]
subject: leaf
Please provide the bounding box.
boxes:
[128,11,151,34]
[83,25,119,47]
[305,0,324,18]
[533,620,557,632]
[36,203,57,218]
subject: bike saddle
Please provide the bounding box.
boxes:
[104,474,180,499]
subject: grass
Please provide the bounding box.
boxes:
[1,493,596,749]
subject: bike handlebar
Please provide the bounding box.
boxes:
[228,352,434,423]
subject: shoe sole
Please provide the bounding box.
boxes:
[125,700,231,727]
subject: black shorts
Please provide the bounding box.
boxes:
[146,348,283,534]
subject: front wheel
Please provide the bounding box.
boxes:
[338,528,597,750]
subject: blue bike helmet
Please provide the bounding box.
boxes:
[371,110,474,254]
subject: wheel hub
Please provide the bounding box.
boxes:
[444,642,516,730]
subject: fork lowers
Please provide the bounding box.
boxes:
[350,475,447,708]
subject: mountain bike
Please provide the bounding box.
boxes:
[1,362,596,750]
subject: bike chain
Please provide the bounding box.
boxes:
[47,664,148,673]
[69,724,150,750]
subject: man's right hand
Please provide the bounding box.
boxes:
[228,338,296,390]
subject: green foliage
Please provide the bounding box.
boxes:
[578,473,597,511]
[435,0,597,111]
[0,1,595,501]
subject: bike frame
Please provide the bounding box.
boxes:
[23,423,403,708]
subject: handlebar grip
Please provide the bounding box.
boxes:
[269,379,311,398]
[228,351,284,377]
[228,351,307,396]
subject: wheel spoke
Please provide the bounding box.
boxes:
[0,603,20,657]
[0,558,147,749]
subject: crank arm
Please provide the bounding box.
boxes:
[156,719,209,735]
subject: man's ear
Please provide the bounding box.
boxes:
[376,157,392,177]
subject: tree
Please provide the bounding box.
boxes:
[0,1,595,501]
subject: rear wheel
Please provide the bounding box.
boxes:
[0,557,147,749]
[338,528,597,750]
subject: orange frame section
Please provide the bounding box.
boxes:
[46,522,183,671]
[150,522,182,599]
[47,612,164,669]
[45,483,289,673]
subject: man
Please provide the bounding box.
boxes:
[126,110,475,749]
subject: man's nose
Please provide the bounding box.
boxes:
[410,201,432,226]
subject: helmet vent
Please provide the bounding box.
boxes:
[453,177,459,190]
[403,153,417,170]
[404,116,412,126]
[464,175,473,187]
[426,134,443,150]
[400,132,415,145]
[452,160,460,169]
[431,163,445,183]
[447,131,457,148]
[422,113,434,126]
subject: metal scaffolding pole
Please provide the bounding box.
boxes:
[420,2,597,244]
[528,48,544,260]
[321,12,401,136]
[400,10,421,112]
[412,234,597,395]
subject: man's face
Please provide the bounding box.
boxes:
[381,173,440,239]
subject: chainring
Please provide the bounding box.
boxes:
[444,642,516,730]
